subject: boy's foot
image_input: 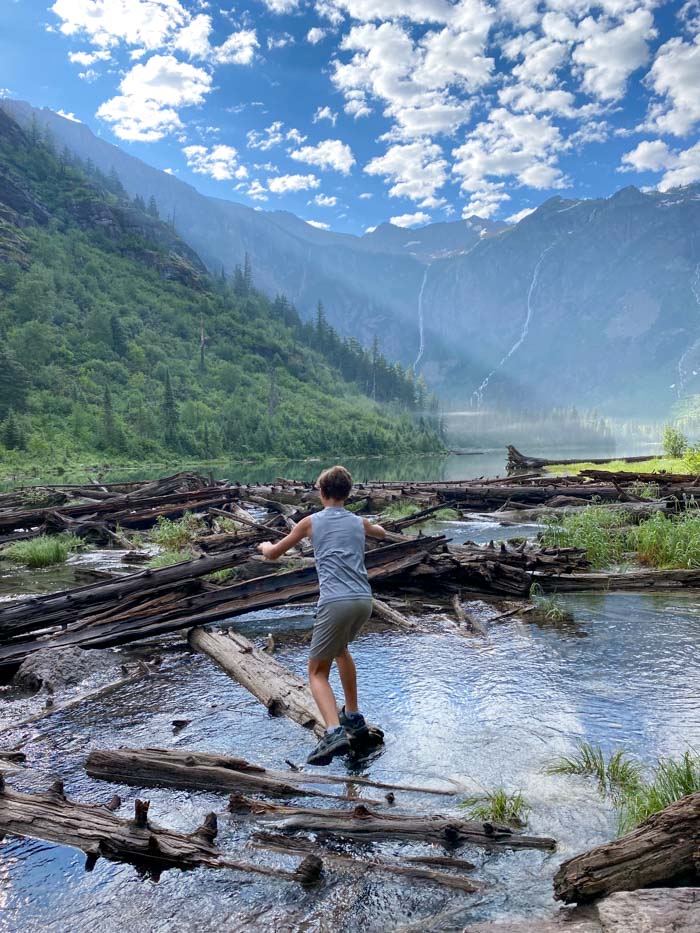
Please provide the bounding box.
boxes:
[307,727,350,766]
[340,707,369,741]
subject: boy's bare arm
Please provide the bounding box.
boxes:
[362,517,387,540]
[257,515,312,560]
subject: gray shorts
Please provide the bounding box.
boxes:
[310,597,373,661]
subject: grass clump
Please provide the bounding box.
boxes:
[529,583,570,622]
[627,481,661,500]
[431,508,461,521]
[547,741,700,834]
[545,457,686,476]
[540,506,631,568]
[460,787,530,827]
[1,533,82,568]
[683,444,700,474]
[146,549,195,569]
[380,500,420,521]
[627,511,700,569]
[150,512,207,550]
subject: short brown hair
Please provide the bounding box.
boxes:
[317,465,353,501]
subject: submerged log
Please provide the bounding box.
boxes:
[229,795,556,850]
[534,567,700,592]
[86,747,458,798]
[252,831,481,893]
[553,791,700,903]
[189,627,384,749]
[0,775,318,882]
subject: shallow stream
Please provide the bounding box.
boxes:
[1,453,698,931]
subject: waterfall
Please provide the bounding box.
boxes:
[472,244,554,406]
[676,262,700,398]
[413,264,430,373]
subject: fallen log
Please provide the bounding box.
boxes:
[506,446,657,473]
[229,795,556,850]
[189,627,384,749]
[371,598,422,632]
[553,791,700,904]
[85,747,458,797]
[0,774,320,883]
[533,567,700,592]
[252,831,481,893]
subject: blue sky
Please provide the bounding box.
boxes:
[1,0,699,234]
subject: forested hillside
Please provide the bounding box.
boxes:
[0,109,441,470]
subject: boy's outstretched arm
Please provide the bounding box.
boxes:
[362,517,387,540]
[257,515,312,560]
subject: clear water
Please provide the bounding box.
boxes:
[1,591,699,932]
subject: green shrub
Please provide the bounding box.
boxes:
[380,500,420,521]
[1,533,82,567]
[150,512,207,550]
[662,425,687,458]
[683,444,700,475]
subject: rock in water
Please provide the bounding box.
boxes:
[14,646,120,693]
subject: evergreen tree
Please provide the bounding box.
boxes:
[108,167,126,198]
[133,194,146,211]
[110,313,128,357]
[102,385,117,448]
[2,410,24,450]
[162,370,179,448]
[232,264,246,296]
[243,252,253,295]
[0,354,30,418]
[147,195,159,219]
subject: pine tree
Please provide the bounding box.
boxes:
[232,264,245,296]
[147,195,159,219]
[2,410,24,450]
[243,252,253,295]
[0,354,30,419]
[108,167,126,198]
[162,370,179,448]
[110,313,128,357]
[102,386,116,448]
[133,194,146,211]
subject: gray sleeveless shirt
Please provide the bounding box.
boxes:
[311,507,371,606]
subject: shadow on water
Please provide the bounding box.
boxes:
[1,589,699,931]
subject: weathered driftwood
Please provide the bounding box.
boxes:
[229,795,556,850]
[189,627,384,748]
[252,831,481,893]
[553,791,700,904]
[85,747,458,797]
[506,446,656,473]
[0,774,321,883]
[371,597,422,632]
[0,537,442,667]
[534,567,700,592]
[580,468,700,485]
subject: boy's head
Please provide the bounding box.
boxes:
[317,465,353,503]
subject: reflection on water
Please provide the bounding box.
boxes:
[1,591,698,932]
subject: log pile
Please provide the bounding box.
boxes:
[506,446,660,473]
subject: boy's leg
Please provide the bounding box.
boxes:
[308,657,341,728]
[335,647,358,714]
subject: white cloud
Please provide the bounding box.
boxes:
[267,173,321,192]
[572,10,657,102]
[390,211,431,227]
[307,27,327,44]
[306,219,331,229]
[365,224,377,233]
[365,138,448,206]
[173,13,212,59]
[359,191,373,199]
[268,33,295,50]
[452,108,567,217]
[506,206,535,223]
[644,34,700,136]
[247,121,306,150]
[97,54,212,141]
[79,68,99,82]
[56,109,82,123]
[214,29,259,65]
[163,167,176,174]
[260,0,300,11]
[68,49,111,66]
[620,138,700,191]
[290,138,355,173]
[247,179,269,200]
[312,193,339,206]
[313,105,337,125]
[183,143,248,180]
[51,0,189,50]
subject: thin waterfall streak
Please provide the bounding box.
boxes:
[413,265,430,373]
[676,262,700,398]
[471,244,554,406]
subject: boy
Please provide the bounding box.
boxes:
[258,465,386,765]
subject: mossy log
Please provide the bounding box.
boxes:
[553,791,700,903]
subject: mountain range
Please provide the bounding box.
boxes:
[4,98,700,419]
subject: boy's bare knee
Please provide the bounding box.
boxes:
[308,657,331,677]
